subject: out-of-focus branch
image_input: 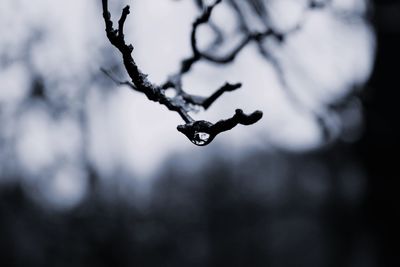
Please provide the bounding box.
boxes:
[101,0,262,146]
[217,0,336,142]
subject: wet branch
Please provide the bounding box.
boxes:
[101,0,262,146]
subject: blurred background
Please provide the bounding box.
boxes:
[0,0,398,266]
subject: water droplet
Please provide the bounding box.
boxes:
[164,88,178,98]
[192,132,210,146]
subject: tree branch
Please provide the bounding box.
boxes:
[101,0,263,146]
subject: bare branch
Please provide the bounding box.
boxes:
[181,82,242,110]
[101,0,263,146]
